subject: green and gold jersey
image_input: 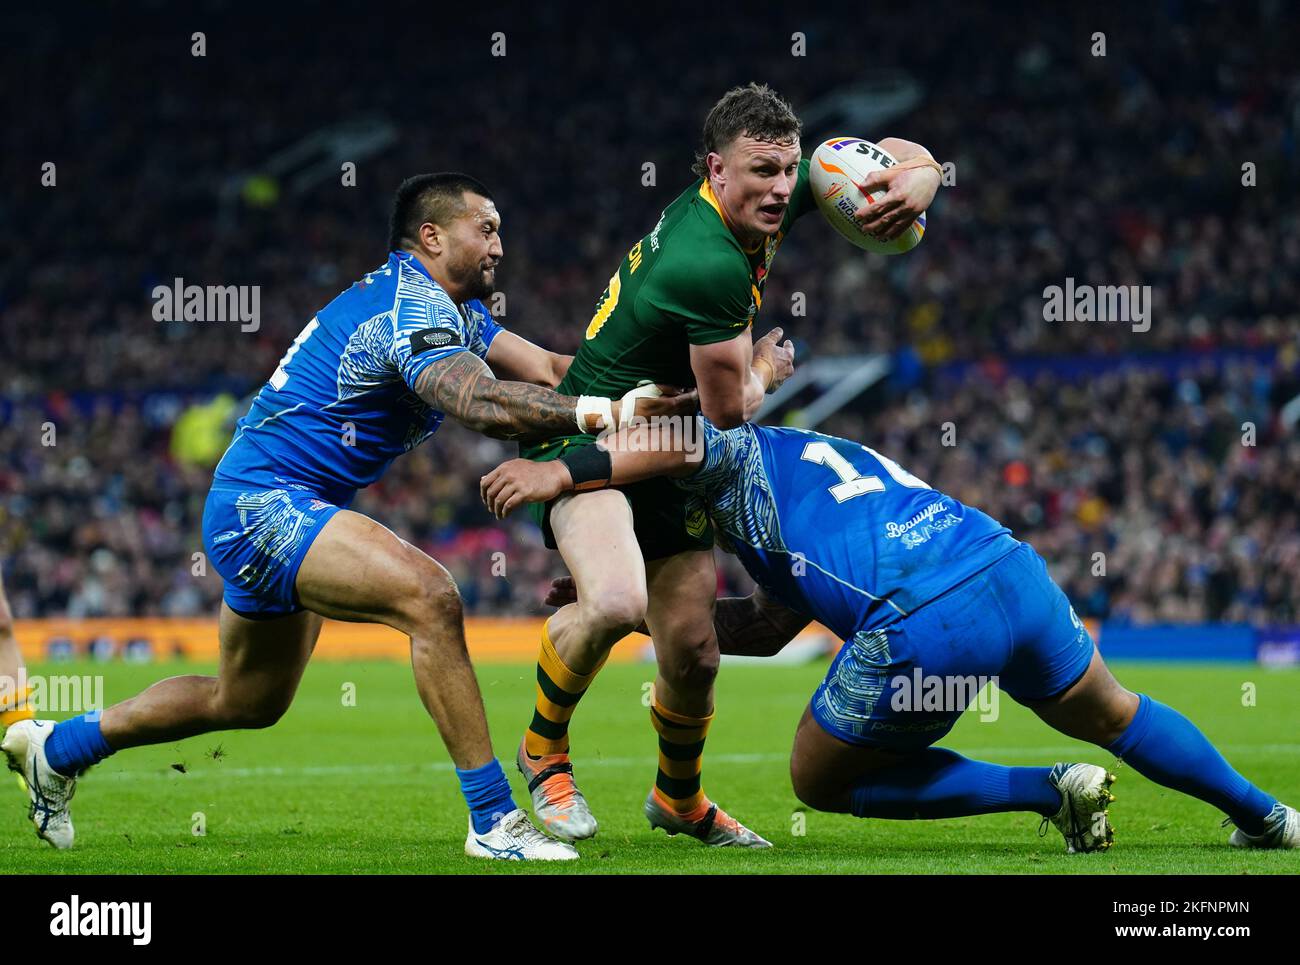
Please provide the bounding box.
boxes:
[554,157,816,400]
[522,159,815,559]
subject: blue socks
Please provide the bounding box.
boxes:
[47,717,522,837]
[46,718,523,836]
[456,758,517,834]
[847,696,1279,833]
[850,748,1061,819]
[1107,693,1277,836]
[44,714,114,777]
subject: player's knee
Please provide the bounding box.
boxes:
[583,588,647,639]
[1091,688,1141,744]
[789,756,838,812]
[236,704,288,730]
[656,635,719,692]
[404,565,464,631]
[1039,675,1139,745]
[215,692,292,730]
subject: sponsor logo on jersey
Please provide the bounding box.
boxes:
[884,500,963,549]
[409,327,462,354]
[649,211,665,252]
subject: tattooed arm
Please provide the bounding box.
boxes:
[714,585,813,657]
[413,351,584,442]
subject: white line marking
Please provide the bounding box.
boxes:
[90,744,1300,783]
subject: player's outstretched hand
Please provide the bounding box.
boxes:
[544,576,578,608]
[480,458,571,519]
[753,327,794,392]
[853,163,940,241]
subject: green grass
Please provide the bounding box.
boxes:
[1,658,1297,873]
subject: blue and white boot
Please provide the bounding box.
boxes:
[2,720,77,850]
[464,807,579,861]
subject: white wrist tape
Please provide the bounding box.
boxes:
[618,382,664,429]
[575,395,614,433]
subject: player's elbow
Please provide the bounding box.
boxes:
[448,406,511,439]
[473,418,520,440]
[701,398,744,430]
[709,413,745,430]
[878,136,931,160]
[546,353,573,389]
[524,356,564,390]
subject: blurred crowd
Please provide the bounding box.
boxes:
[1,3,1298,625]
[829,352,1300,627]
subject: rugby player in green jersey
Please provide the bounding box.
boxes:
[516,83,942,846]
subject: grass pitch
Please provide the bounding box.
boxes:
[1,658,1297,874]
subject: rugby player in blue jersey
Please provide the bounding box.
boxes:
[3,173,690,860]
[482,417,1298,851]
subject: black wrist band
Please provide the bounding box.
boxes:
[559,444,613,492]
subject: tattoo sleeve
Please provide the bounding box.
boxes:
[413,351,580,441]
[714,588,812,657]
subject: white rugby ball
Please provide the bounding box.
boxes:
[809,137,926,255]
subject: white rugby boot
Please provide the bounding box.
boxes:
[2,720,77,850]
[464,807,579,861]
[1041,762,1117,853]
[1227,802,1300,849]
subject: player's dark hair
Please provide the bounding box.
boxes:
[388,173,493,251]
[691,83,801,179]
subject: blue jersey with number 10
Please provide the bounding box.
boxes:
[677,420,1020,640]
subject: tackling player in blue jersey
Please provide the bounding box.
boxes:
[3,173,688,860]
[482,417,1299,851]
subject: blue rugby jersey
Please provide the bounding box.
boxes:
[213,252,502,505]
[677,420,1020,639]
